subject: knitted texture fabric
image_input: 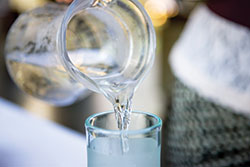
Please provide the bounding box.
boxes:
[162,80,250,167]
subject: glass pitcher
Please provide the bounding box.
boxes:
[5,0,156,106]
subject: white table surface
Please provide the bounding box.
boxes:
[0,98,87,167]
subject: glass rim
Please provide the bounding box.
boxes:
[85,111,162,135]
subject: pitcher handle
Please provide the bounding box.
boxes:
[57,0,101,93]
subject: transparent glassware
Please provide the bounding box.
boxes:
[85,111,162,167]
[5,0,156,106]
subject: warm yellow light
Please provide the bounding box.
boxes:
[10,0,48,12]
[144,0,179,27]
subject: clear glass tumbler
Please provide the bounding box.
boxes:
[85,111,162,167]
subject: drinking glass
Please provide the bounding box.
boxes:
[85,111,162,167]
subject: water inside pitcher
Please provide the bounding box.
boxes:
[5,0,156,106]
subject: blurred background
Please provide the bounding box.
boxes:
[0,0,200,133]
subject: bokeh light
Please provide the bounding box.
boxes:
[143,0,179,27]
[10,0,48,12]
